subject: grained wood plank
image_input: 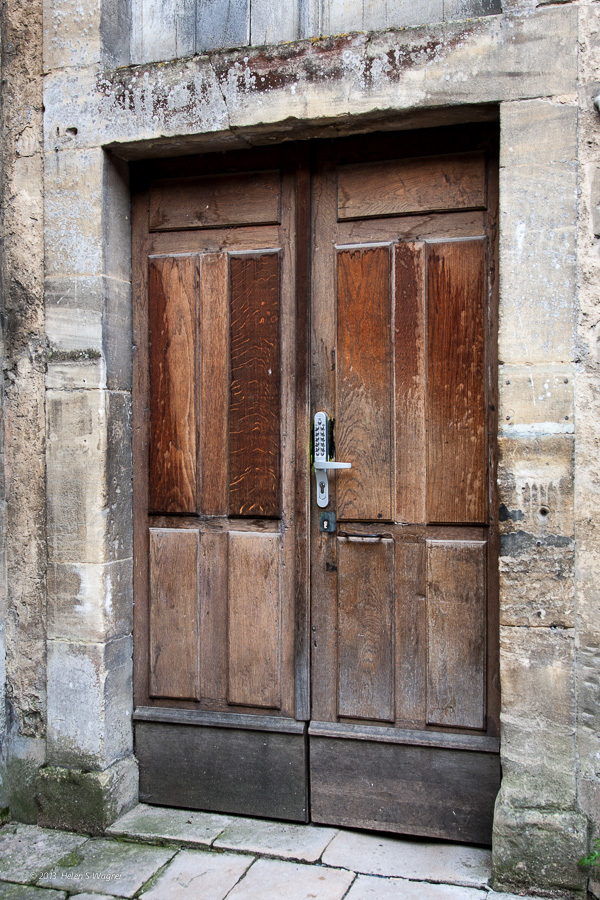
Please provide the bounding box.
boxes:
[132,185,151,709]
[149,226,281,256]
[426,239,487,524]
[228,532,281,709]
[395,242,426,524]
[310,735,499,843]
[150,171,280,232]
[277,166,303,721]
[149,255,199,514]
[200,253,229,516]
[149,517,486,541]
[136,720,308,822]
[338,537,394,722]
[309,150,341,724]
[337,210,486,247]
[336,245,393,522]
[199,531,228,703]
[485,140,501,738]
[229,253,281,517]
[149,528,200,700]
[293,151,311,721]
[337,153,486,220]
[396,540,427,726]
[427,540,487,730]
[309,720,499,752]
[136,706,305,733]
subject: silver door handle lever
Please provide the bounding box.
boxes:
[314,460,351,470]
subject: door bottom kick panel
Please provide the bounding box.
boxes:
[309,733,500,844]
[135,720,308,823]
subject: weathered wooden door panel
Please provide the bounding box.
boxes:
[145,247,290,714]
[337,537,395,722]
[309,731,500,841]
[133,129,499,839]
[336,152,487,220]
[148,255,200,515]
[309,135,499,843]
[395,242,427,524]
[227,531,282,709]
[426,239,487,525]
[133,152,306,821]
[336,245,394,522]
[229,252,281,517]
[426,539,487,730]
[149,527,200,700]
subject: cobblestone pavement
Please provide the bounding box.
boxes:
[0,805,550,899]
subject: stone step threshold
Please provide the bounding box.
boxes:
[0,804,550,900]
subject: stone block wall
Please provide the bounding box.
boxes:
[575,4,600,897]
[1,0,600,895]
[0,0,47,822]
[40,137,138,829]
[130,0,503,63]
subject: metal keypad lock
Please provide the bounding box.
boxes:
[313,411,351,508]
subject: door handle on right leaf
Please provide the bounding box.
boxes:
[313,411,351,508]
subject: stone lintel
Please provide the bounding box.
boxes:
[41,6,576,156]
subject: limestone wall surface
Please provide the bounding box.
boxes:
[575,1,600,896]
[1,0,599,896]
[0,0,47,822]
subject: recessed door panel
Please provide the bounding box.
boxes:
[337,536,395,722]
[426,240,487,525]
[148,255,199,515]
[336,245,393,522]
[229,253,281,518]
[149,527,200,700]
[426,539,487,730]
[227,531,282,709]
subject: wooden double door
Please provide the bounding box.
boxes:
[132,125,500,844]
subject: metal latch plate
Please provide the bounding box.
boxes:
[319,512,336,534]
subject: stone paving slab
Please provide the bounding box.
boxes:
[322,831,492,888]
[70,895,116,900]
[0,885,67,900]
[37,838,176,898]
[0,824,88,885]
[226,858,356,900]
[140,849,253,899]
[0,816,553,900]
[487,895,554,900]
[107,803,234,847]
[214,816,338,862]
[345,874,489,900]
